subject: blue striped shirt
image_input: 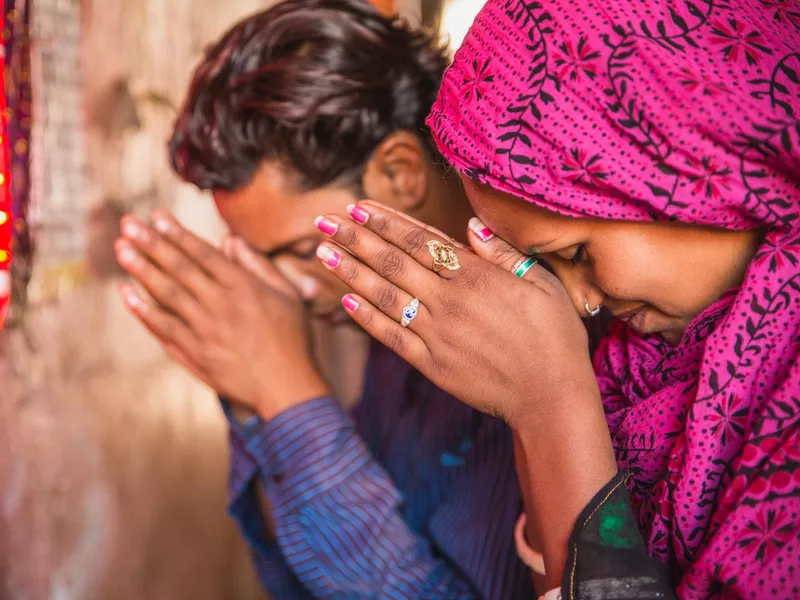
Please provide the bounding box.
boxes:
[225,341,532,599]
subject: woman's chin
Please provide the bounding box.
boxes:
[659,329,684,346]
[626,309,682,344]
[633,314,686,345]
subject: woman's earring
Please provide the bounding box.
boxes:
[585,299,601,317]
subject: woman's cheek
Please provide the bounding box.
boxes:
[591,251,651,303]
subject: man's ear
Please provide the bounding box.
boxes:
[361,131,429,212]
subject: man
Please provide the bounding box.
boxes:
[114,0,532,597]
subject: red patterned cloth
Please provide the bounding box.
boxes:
[0,7,11,329]
[428,0,800,597]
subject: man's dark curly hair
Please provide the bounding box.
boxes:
[168,0,448,193]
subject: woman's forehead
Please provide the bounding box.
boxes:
[464,176,585,237]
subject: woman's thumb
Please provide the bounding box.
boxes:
[467,218,546,283]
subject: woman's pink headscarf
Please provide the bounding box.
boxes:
[428,0,800,597]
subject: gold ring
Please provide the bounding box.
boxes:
[426,240,461,273]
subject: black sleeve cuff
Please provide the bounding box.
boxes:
[561,472,677,600]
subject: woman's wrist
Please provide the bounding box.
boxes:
[508,358,600,432]
[512,386,617,588]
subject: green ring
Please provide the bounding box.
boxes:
[514,256,538,278]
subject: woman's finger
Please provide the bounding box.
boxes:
[316,242,431,333]
[315,214,436,295]
[358,200,472,251]
[339,292,429,364]
[466,218,551,285]
[338,204,471,280]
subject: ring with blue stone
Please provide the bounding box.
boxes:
[401,298,420,328]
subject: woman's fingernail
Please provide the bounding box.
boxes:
[314,216,339,236]
[316,245,342,268]
[468,218,494,242]
[346,204,369,224]
[342,294,360,311]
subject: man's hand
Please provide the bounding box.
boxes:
[115,210,330,421]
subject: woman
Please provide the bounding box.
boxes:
[310,0,800,597]
[115,0,535,598]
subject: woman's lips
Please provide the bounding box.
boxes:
[627,309,648,332]
[615,306,647,332]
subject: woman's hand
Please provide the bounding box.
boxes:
[314,202,598,430]
[317,202,618,586]
[115,210,330,421]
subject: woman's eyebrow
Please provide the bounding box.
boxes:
[525,236,562,255]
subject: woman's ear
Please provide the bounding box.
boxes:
[361,131,429,213]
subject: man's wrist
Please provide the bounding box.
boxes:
[252,368,332,422]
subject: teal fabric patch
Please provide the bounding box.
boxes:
[597,501,636,549]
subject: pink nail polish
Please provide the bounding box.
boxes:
[347,204,369,224]
[314,216,339,236]
[475,227,494,242]
[316,245,342,268]
[342,294,360,311]
[468,218,494,242]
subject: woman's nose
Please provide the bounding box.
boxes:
[582,289,605,318]
[548,260,605,318]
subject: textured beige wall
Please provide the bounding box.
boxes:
[0,0,273,598]
[0,0,382,596]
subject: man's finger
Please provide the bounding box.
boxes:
[116,238,207,326]
[163,341,208,384]
[230,238,299,298]
[150,210,237,286]
[120,215,215,302]
[272,257,320,300]
[119,281,201,355]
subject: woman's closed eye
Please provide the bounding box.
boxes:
[571,244,586,265]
